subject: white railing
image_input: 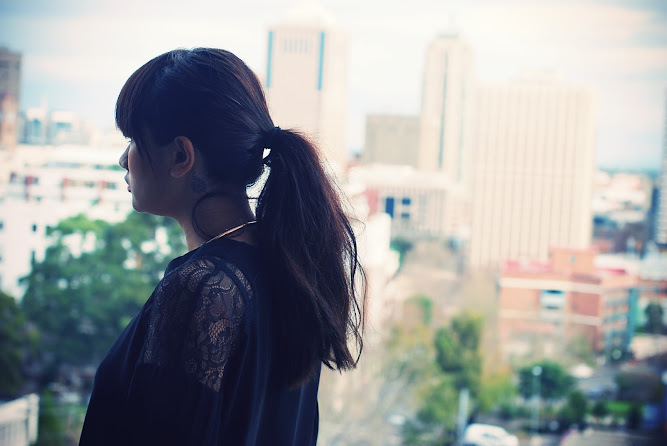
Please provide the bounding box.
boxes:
[0,394,39,446]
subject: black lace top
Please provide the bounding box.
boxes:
[79,238,320,445]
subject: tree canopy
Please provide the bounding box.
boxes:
[434,312,483,396]
[518,360,574,401]
[20,212,185,373]
[0,290,27,396]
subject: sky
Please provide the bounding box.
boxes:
[0,0,665,170]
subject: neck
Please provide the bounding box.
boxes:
[177,194,256,251]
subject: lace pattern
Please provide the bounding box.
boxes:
[139,257,253,392]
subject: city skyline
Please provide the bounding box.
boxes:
[0,0,665,170]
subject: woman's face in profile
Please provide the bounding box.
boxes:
[119,135,172,215]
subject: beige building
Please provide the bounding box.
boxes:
[0,94,18,149]
[656,90,667,246]
[418,33,475,185]
[265,5,348,170]
[469,73,597,269]
[348,164,468,240]
[362,114,420,167]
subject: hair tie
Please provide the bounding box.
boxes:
[264,126,281,149]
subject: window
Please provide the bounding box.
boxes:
[385,197,395,218]
[402,197,411,206]
[0,220,3,230]
[32,223,38,233]
[540,289,564,310]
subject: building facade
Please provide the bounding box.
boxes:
[348,164,468,240]
[656,90,667,246]
[362,114,420,167]
[0,47,21,151]
[498,248,638,361]
[265,5,348,171]
[0,146,131,297]
[469,74,597,269]
[0,94,18,149]
[0,47,21,104]
[418,33,475,185]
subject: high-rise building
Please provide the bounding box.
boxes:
[0,47,21,103]
[0,47,21,150]
[418,33,475,185]
[469,73,597,269]
[656,90,667,246]
[265,5,348,170]
[0,94,18,148]
[362,114,420,167]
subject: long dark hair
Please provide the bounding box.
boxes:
[115,48,365,387]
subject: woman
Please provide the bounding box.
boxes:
[79,48,365,445]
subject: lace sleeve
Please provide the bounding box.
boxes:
[139,257,253,392]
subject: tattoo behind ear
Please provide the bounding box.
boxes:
[191,175,207,194]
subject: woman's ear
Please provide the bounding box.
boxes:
[170,136,195,178]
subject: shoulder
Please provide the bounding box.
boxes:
[159,253,255,305]
[139,253,257,390]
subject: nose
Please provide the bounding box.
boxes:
[119,145,129,169]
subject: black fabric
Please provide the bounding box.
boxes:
[80,238,320,446]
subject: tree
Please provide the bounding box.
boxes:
[644,302,664,334]
[390,237,413,267]
[518,360,574,402]
[0,290,27,396]
[558,391,588,427]
[402,312,485,444]
[20,212,185,376]
[434,312,483,396]
[591,400,609,419]
[35,391,67,446]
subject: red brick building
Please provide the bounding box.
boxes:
[498,247,638,361]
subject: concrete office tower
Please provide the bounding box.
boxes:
[0,47,21,103]
[265,4,348,170]
[362,114,420,167]
[0,94,18,149]
[418,33,475,185]
[469,73,597,269]
[656,90,667,246]
[0,47,21,150]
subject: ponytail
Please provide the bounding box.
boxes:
[256,128,366,388]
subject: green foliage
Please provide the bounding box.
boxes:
[477,372,516,414]
[20,212,185,373]
[402,376,458,445]
[400,311,485,444]
[558,391,588,427]
[518,360,574,402]
[411,294,433,326]
[644,302,664,334]
[390,237,413,266]
[35,391,67,446]
[0,291,27,396]
[434,312,483,396]
[591,400,609,419]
